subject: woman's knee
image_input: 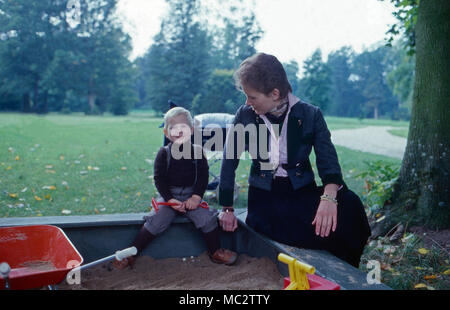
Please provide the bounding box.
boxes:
[336,189,367,217]
[338,188,361,203]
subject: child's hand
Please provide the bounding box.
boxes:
[168,198,186,213]
[184,195,202,211]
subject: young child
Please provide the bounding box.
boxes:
[113,107,237,269]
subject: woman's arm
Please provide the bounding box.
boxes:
[311,108,344,238]
[312,108,345,187]
[310,108,344,238]
[323,183,339,198]
[218,106,245,207]
[218,107,245,232]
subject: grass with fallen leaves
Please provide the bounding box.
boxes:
[0,112,255,217]
[360,232,450,290]
[1,112,404,218]
[357,160,449,290]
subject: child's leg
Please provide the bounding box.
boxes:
[184,207,220,253]
[143,205,178,236]
[114,206,177,270]
[132,225,156,254]
[185,208,237,265]
[201,226,221,255]
[184,207,219,237]
[113,226,156,270]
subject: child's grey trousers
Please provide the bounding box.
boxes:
[143,186,218,235]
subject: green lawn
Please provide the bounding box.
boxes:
[388,128,409,138]
[325,116,409,131]
[0,113,401,218]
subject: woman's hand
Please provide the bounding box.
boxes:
[218,208,238,232]
[312,199,337,238]
[168,198,185,213]
[312,183,339,237]
[184,195,201,211]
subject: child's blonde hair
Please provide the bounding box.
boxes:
[163,107,194,131]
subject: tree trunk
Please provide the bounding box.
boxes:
[33,80,39,112]
[88,76,96,113]
[373,105,379,119]
[390,0,450,229]
[41,90,48,114]
[21,93,32,113]
[88,93,96,112]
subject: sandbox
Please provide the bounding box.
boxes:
[0,211,390,290]
[60,252,284,290]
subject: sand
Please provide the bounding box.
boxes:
[60,253,284,290]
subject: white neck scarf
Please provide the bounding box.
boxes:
[259,93,299,176]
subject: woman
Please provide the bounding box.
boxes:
[218,53,371,267]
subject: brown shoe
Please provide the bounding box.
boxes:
[210,248,237,265]
[112,256,136,270]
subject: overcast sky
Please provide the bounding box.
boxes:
[117,0,397,70]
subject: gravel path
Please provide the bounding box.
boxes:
[330,126,407,159]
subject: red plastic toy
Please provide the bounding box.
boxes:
[283,274,341,290]
[151,197,209,212]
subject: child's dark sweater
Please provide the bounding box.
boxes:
[153,142,209,202]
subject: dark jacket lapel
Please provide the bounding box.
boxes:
[287,103,304,166]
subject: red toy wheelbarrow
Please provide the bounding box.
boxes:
[151,197,209,213]
[0,225,136,290]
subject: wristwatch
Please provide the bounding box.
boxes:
[222,207,235,213]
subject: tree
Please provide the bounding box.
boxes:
[64,0,136,115]
[283,60,300,96]
[351,45,398,119]
[298,49,332,111]
[0,0,136,115]
[138,0,263,113]
[145,0,212,112]
[385,43,415,120]
[326,46,364,117]
[385,0,418,55]
[191,69,245,115]
[209,1,263,70]
[133,55,152,109]
[0,0,66,112]
[384,0,450,229]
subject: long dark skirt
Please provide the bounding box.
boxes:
[246,178,371,267]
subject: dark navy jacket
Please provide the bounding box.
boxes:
[218,96,344,206]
